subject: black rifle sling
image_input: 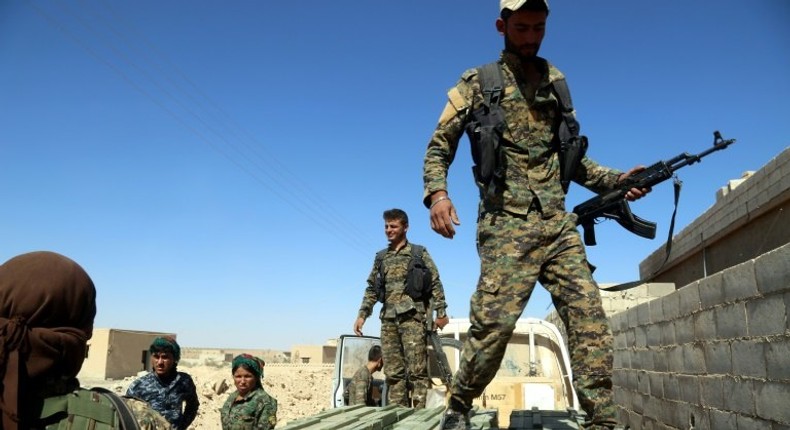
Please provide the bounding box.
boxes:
[601,178,682,292]
[551,78,588,194]
[90,387,141,430]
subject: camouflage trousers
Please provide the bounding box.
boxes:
[449,210,617,426]
[381,311,429,408]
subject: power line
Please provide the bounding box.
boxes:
[28,0,377,255]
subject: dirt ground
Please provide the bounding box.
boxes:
[87,363,333,428]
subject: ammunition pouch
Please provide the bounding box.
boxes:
[558,134,588,194]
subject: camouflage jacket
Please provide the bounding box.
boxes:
[423,51,623,217]
[126,371,199,430]
[220,387,278,430]
[357,242,447,320]
[346,365,374,406]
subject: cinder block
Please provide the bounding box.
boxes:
[627,307,640,329]
[614,332,628,350]
[722,259,759,302]
[688,405,711,430]
[675,315,695,344]
[643,395,662,421]
[746,295,786,336]
[754,244,790,294]
[699,375,724,409]
[679,283,701,316]
[613,386,630,409]
[637,370,650,395]
[612,368,627,387]
[663,374,679,401]
[668,346,683,374]
[715,303,748,339]
[766,338,790,380]
[649,299,664,324]
[731,339,767,378]
[637,302,650,325]
[632,391,645,414]
[755,380,790,423]
[647,372,664,399]
[722,376,755,415]
[647,282,676,297]
[660,321,676,347]
[709,409,736,430]
[626,369,639,392]
[698,271,724,309]
[646,324,661,347]
[678,375,700,405]
[661,291,681,321]
[704,341,732,375]
[736,415,773,430]
[610,313,627,333]
[631,347,644,370]
[653,348,668,373]
[671,401,691,430]
[693,309,716,341]
[640,348,655,372]
[635,326,647,348]
[682,343,706,375]
[626,410,642,430]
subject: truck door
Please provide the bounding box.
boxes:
[330,335,384,408]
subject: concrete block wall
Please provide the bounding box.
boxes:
[641,147,790,289]
[546,283,676,347]
[611,242,790,430]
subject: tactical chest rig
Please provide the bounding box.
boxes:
[373,245,432,303]
[466,61,588,198]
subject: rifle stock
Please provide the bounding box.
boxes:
[572,131,735,245]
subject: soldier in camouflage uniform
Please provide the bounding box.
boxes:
[126,337,199,430]
[220,354,277,430]
[346,345,384,406]
[423,1,649,429]
[353,209,450,409]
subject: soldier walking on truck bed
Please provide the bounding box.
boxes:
[422,1,650,428]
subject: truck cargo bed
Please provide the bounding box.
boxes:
[279,405,584,430]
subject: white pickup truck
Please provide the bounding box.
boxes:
[282,318,588,429]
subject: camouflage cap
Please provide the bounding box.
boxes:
[500,0,549,12]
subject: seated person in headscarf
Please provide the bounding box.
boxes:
[0,251,171,430]
[126,337,199,430]
[220,354,277,430]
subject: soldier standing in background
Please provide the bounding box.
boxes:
[127,336,200,430]
[422,1,649,429]
[353,208,450,409]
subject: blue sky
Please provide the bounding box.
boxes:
[1,1,788,351]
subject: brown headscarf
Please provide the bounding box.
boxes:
[0,251,96,429]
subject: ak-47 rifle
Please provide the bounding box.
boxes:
[426,301,453,387]
[573,131,736,246]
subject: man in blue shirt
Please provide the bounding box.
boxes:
[127,337,200,430]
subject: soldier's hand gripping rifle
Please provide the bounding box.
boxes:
[572,131,736,246]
